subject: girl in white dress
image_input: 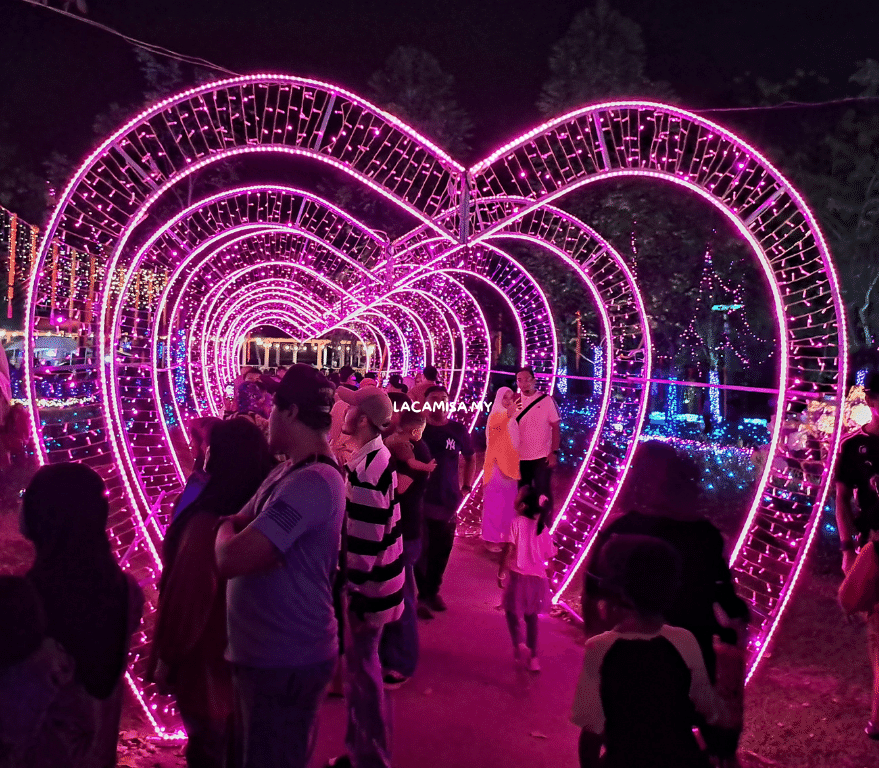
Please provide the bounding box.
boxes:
[497,485,556,671]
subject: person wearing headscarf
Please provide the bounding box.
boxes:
[149,418,275,768]
[23,462,144,768]
[481,386,520,551]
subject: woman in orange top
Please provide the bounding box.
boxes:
[482,386,520,551]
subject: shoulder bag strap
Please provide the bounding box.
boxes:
[253,453,339,516]
[515,393,547,423]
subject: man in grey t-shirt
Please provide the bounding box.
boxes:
[216,365,344,768]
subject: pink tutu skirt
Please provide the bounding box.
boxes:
[502,571,551,616]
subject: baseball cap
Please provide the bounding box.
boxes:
[275,364,335,414]
[336,386,393,431]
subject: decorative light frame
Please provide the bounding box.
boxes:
[23,80,845,735]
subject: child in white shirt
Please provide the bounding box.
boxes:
[497,485,556,671]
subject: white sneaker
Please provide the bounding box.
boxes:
[515,642,529,664]
[528,655,541,672]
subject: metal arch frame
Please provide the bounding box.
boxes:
[411,200,648,568]
[128,185,392,504]
[22,78,469,740]
[194,267,354,401]
[395,241,555,382]
[187,261,489,422]
[27,129,453,526]
[467,101,847,680]
[153,242,359,495]
[154,237,357,475]
[472,201,651,596]
[152,222,371,449]
[373,278,491,419]
[25,85,846,736]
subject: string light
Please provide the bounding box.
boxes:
[14,89,846,733]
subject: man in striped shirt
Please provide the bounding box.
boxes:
[330,386,403,768]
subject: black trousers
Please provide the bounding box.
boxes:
[519,457,553,510]
[415,515,456,600]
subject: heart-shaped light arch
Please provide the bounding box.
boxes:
[24,76,845,737]
[468,102,847,681]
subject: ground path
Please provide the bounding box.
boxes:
[311,537,584,768]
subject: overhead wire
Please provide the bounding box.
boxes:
[18,0,879,114]
[696,96,879,114]
[17,0,239,77]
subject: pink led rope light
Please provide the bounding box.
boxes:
[395,242,532,372]
[138,181,417,459]
[150,230,338,477]
[476,202,649,546]
[488,177,785,623]
[152,233,336,481]
[489,231,648,598]
[23,77,469,738]
[494,234,616,524]
[149,213,387,479]
[174,249,339,405]
[94,131,471,524]
[380,281,491,422]
[349,266,496,407]
[195,270,356,407]
[26,85,844,733]
[210,292,345,402]
[469,103,844,678]
[472,176,785,586]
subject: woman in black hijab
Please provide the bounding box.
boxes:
[149,417,275,768]
[23,462,143,768]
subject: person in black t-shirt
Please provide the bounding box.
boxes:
[836,372,879,574]
[573,536,723,768]
[415,386,475,616]
[584,440,748,763]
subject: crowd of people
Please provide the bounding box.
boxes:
[11,364,879,767]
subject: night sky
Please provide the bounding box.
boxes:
[2,0,877,166]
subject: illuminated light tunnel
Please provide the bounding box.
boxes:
[24,76,846,737]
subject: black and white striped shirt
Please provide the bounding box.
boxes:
[345,435,405,626]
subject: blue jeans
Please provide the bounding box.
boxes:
[231,659,335,768]
[379,538,421,678]
[345,623,393,768]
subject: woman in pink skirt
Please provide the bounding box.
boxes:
[481,387,520,550]
[497,486,556,671]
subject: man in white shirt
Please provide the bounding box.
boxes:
[509,366,560,511]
